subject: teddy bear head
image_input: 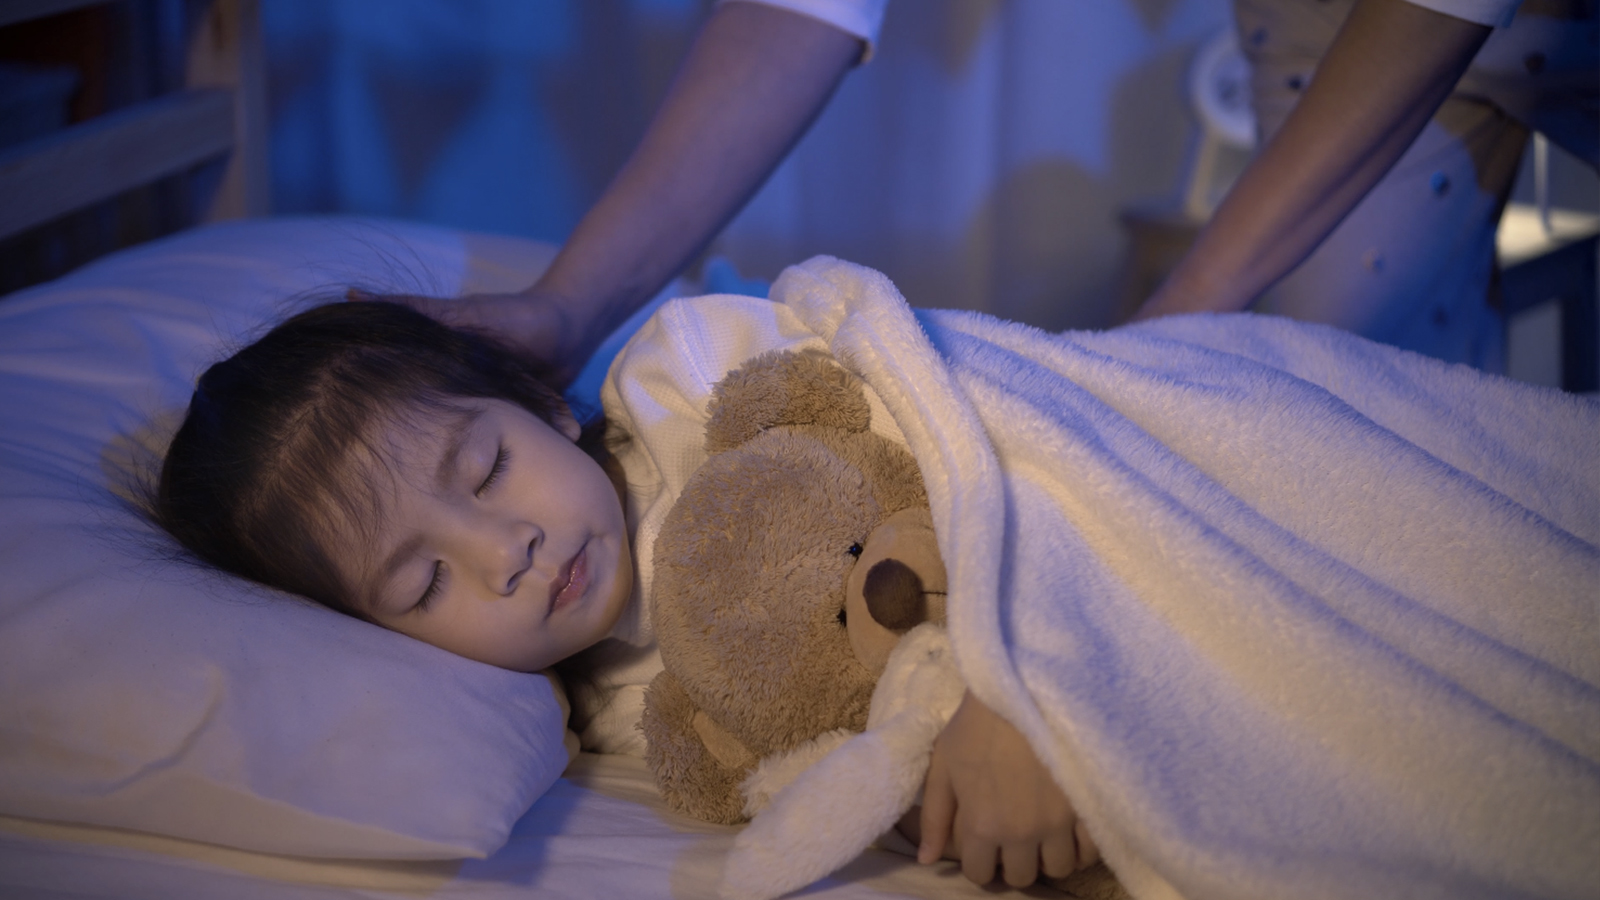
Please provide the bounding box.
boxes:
[642,350,946,824]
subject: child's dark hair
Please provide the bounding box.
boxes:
[156,300,615,619]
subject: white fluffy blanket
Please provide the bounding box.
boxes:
[767,257,1600,900]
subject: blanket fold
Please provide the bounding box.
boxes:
[770,256,1600,900]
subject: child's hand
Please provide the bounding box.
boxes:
[918,690,1098,887]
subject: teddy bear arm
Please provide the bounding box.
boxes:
[641,669,755,825]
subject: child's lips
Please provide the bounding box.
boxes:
[549,545,588,614]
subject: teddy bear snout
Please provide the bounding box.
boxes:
[863,559,926,633]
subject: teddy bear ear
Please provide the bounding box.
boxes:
[704,350,872,452]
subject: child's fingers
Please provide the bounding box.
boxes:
[960,839,999,886]
[917,754,955,864]
[1075,820,1101,867]
[1041,832,1078,880]
[1000,842,1038,888]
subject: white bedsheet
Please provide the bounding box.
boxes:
[0,754,1009,900]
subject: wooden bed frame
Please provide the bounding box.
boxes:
[0,0,268,243]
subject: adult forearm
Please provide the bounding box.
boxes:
[1136,0,1491,319]
[534,2,861,358]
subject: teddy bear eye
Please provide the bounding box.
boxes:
[847,543,863,557]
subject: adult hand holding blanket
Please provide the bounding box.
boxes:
[756,256,1599,900]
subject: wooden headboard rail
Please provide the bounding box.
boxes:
[0,0,269,242]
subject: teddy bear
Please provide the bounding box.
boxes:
[641,349,1128,900]
[641,348,949,825]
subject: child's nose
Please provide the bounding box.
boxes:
[480,519,538,596]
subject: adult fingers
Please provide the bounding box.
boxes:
[917,755,955,865]
[1000,842,1039,888]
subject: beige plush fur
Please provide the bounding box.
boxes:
[643,350,946,825]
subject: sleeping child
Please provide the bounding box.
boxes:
[154,256,1599,900]
[153,274,1093,891]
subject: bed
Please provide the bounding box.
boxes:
[7,222,1598,900]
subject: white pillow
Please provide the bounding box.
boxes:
[0,217,574,859]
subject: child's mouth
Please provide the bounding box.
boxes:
[550,545,588,614]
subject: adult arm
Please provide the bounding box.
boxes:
[386,2,862,382]
[1133,0,1493,320]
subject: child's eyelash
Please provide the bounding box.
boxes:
[416,564,444,611]
[476,445,508,497]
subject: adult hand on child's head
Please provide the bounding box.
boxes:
[918,690,1098,888]
[347,287,586,386]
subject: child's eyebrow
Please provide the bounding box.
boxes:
[433,408,487,492]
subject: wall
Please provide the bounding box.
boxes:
[264,0,1234,331]
[715,0,1234,330]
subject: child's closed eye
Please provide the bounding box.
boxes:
[477,445,509,497]
[416,563,445,611]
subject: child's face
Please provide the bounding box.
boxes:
[338,398,632,672]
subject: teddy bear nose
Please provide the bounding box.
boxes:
[863,559,926,633]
